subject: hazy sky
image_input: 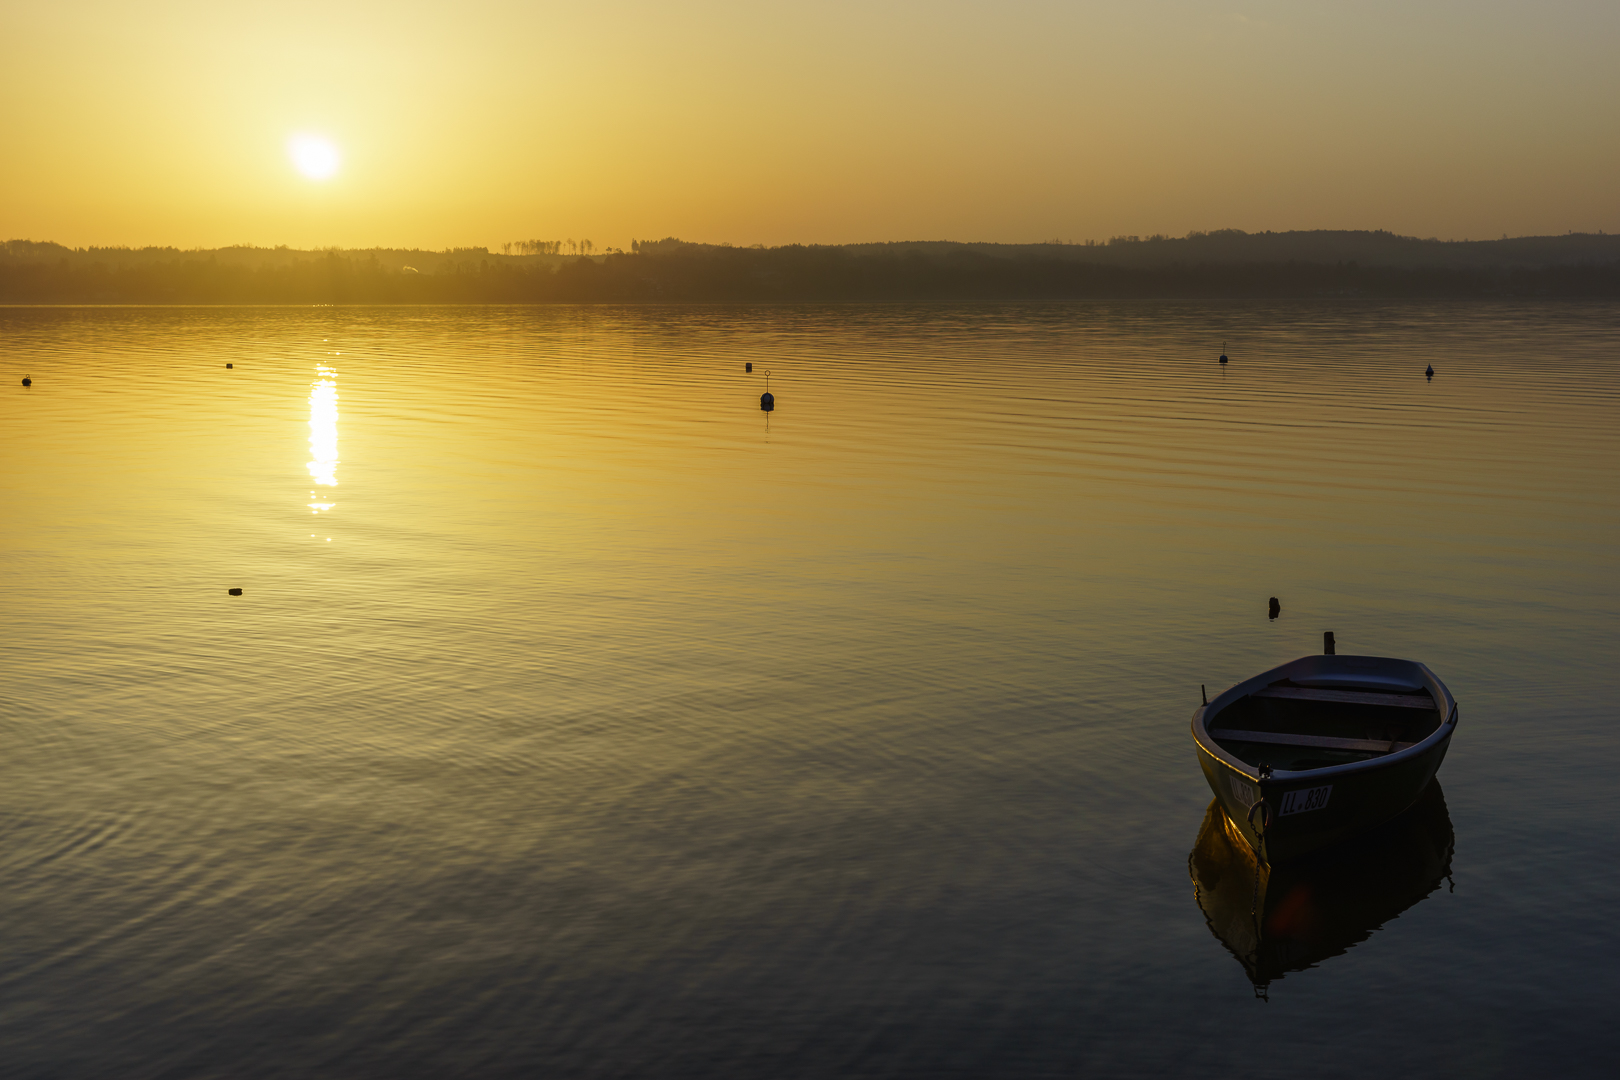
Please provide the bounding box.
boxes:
[3,1,1616,249]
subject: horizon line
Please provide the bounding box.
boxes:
[6,228,1618,256]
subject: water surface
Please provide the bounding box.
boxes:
[2,302,1616,1078]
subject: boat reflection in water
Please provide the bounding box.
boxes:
[1189,781,1454,997]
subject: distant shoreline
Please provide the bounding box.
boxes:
[6,231,1619,303]
[6,297,1619,310]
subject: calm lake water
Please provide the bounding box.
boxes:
[2,302,1616,1078]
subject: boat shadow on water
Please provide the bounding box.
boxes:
[1188,781,1455,998]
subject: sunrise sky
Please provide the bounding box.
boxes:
[3,1,1616,250]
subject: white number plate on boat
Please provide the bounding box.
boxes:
[1278,785,1332,816]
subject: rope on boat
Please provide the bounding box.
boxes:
[1246,796,1272,918]
[1241,795,1274,1000]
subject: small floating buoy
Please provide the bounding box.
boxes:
[1268,596,1280,620]
[226,363,233,369]
[745,362,752,373]
[1425,364,1434,379]
[21,376,30,386]
[760,369,775,412]
[1323,630,1336,655]
[227,588,243,596]
[1218,341,1228,365]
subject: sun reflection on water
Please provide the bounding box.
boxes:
[307,364,338,497]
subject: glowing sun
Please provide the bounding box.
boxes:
[288,134,340,180]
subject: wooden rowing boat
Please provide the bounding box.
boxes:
[1191,650,1458,863]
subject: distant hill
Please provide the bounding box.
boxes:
[4,231,1618,302]
[837,230,1620,270]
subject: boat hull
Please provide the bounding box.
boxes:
[1190,781,1455,989]
[1195,727,1452,862]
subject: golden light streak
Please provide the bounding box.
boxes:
[307,365,339,490]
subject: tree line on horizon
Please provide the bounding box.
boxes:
[502,239,618,256]
[3,233,1618,303]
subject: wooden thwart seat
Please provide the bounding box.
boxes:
[1253,685,1435,710]
[1209,729,1416,755]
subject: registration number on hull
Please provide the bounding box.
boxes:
[1278,785,1333,816]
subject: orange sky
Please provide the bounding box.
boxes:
[3,1,1616,250]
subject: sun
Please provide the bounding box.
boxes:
[288,134,340,180]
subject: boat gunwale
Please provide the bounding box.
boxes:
[1191,653,1458,785]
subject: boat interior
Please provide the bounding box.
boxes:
[1206,675,1444,772]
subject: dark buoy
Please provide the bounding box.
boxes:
[1219,341,1228,365]
[21,376,30,386]
[1324,630,1336,655]
[745,362,752,373]
[228,588,243,596]
[226,363,234,369]
[1268,596,1280,620]
[760,369,775,412]
[1425,364,1434,380]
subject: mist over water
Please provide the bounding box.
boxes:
[2,303,1616,1078]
